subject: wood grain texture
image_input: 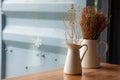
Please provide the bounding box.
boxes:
[3,63,120,80]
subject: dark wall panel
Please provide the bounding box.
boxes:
[108,0,120,64]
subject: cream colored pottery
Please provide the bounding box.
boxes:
[80,39,108,68]
[64,42,88,74]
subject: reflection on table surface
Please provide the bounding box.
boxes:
[3,63,120,80]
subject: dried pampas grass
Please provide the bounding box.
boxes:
[80,6,109,40]
[63,4,81,43]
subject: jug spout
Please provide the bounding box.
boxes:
[66,42,82,50]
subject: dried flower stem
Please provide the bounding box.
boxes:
[62,17,72,40]
[63,4,81,44]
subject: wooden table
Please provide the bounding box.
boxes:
[4,63,120,80]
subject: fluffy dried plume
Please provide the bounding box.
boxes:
[80,6,109,40]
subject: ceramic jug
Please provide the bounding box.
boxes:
[80,39,108,68]
[64,42,88,74]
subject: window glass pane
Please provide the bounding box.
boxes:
[2,0,86,78]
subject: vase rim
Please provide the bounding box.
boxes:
[66,42,81,49]
[80,39,99,41]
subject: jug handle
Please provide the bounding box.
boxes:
[80,44,88,62]
[99,40,109,59]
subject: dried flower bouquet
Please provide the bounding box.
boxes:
[80,6,109,40]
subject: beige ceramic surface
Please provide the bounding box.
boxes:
[80,39,108,68]
[64,43,88,74]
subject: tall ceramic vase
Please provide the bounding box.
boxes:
[64,42,88,74]
[80,39,108,68]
